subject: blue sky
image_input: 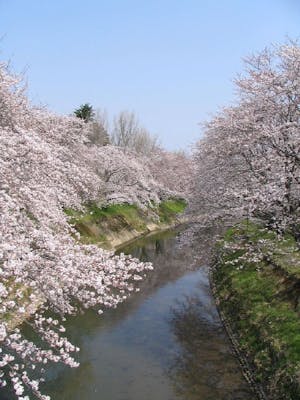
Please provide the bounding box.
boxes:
[0,0,299,150]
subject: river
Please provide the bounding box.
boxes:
[2,227,255,399]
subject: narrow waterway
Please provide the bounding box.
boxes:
[42,228,254,399]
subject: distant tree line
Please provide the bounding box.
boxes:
[74,104,159,154]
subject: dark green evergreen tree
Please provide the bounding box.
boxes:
[74,103,95,123]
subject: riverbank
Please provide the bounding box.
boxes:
[211,221,300,400]
[65,199,187,249]
[3,198,188,331]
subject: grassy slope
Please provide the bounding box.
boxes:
[2,199,187,330]
[212,221,300,399]
[65,198,187,248]
[157,198,187,222]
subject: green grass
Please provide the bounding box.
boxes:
[213,222,300,399]
[66,203,145,225]
[157,198,187,223]
[65,203,148,245]
[89,203,147,230]
[65,198,187,246]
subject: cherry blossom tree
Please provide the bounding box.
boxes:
[0,51,193,399]
[147,149,194,197]
[192,41,300,234]
[0,63,163,399]
[81,144,167,206]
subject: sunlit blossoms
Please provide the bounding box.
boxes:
[192,41,300,234]
[0,62,165,399]
[147,149,194,197]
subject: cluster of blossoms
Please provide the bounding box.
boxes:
[146,149,194,197]
[0,63,172,399]
[192,41,300,235]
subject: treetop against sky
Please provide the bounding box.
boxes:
[0,1,299,150]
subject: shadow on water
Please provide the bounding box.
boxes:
[1,226,255,400]
[167,292,253,400]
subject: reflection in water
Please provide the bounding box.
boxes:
[168,290,254,400]
[6,226,255,400]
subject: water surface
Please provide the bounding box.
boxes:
[42,228,254,399]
